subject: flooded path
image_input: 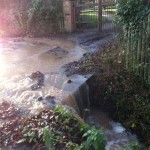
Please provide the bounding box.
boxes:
[0,37,87,123]
[0,37,84,77]
[0,34,140,149]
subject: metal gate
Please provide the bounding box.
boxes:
[74,0,116,32]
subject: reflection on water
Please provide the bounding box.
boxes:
[0,38,85,77]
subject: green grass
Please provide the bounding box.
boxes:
[78,7,116,23]
[76,7,116,29]
[79,13,108,22]
[103,9,116,14]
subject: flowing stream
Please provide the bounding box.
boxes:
[0,37,87,124]
[86,108,138,150]
[0,37,139,149]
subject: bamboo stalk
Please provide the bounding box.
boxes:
[126,29,132,71]
[128,30,132,72]
[137,32,140,75]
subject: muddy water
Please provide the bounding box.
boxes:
[0,36,140,150]
[0,38,84,77]
[86,108,139,150]
[0,37,86,120]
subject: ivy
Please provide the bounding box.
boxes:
[116,0,150,84]
[116,0,150,32]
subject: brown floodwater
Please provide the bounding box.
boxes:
[0,36,140,150]
[0,37,85,77]
[0,37,87,117]
[86,108,139,150]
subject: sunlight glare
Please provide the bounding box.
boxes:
[0,41,8,77]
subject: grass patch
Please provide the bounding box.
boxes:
[80,13,108,22]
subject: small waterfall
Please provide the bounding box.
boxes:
[0,72,91,117]
[73,82,90,117]
[0,37,141,150]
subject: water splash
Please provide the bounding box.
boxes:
[86,108,139,150]
[0,38,86,117]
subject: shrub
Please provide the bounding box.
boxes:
[0,0,64,37]
[0,105,106,150]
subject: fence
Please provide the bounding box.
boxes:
[74,0,116,32]
[102,0,116,31]
[125,15,150,83]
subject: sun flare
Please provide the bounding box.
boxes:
[0,29,5,37]
[0,42,8,77]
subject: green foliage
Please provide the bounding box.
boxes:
[147,146,150,150]
[42,126,54,150]
[54,105,71,117]
[17,125,55,150]
[116,0,150,84]
[84,40,150,147]
[116,0,150,31]
[0,105,106,149]
[0,0,64,36]
[103,72,150,146]
[54,105,89,133]
[81,127,106,150]
[17,125,38,144]
[123,141,141,150]
[26,0,64,34]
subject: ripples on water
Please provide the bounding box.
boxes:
[0,38,85,115]
[0,38,140,150]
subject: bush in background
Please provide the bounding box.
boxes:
[0,0,64,37]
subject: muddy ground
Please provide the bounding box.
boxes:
[62,31,115,76]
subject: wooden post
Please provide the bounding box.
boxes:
[98,0,102,32]
[71,1,76,32]
[63,0,75,32]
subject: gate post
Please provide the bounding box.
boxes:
[98,0,102,32]
[63,0,75,32]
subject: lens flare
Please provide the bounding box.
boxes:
[0,41,8,77]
